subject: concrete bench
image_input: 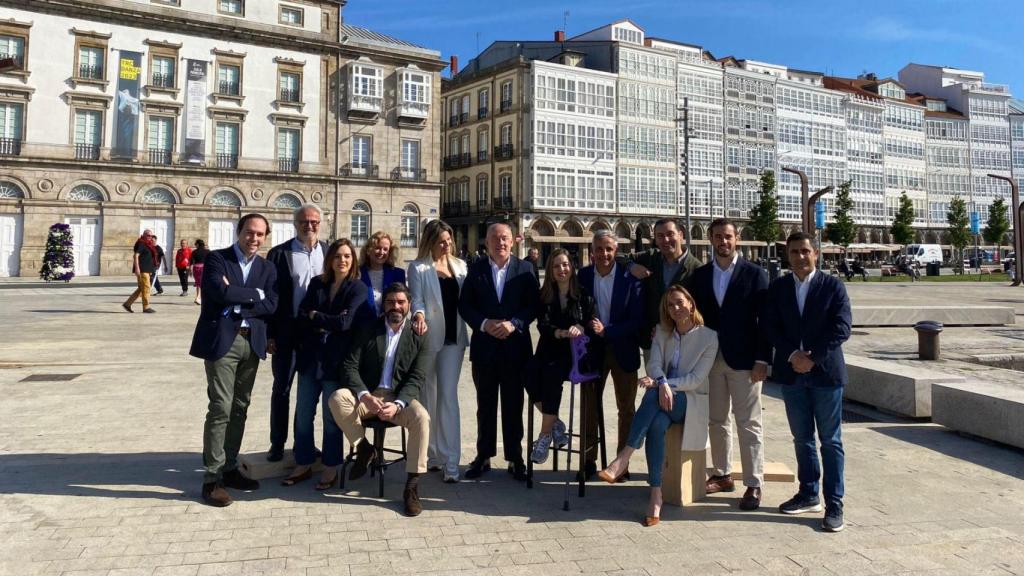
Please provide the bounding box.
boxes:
[852,306,1015,327]
[238,451,326,480]
[932,381,1024,450]
[662,424,706,506]
[845,354,966,417]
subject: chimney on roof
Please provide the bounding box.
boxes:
[449,55,458,76]
[858,72,878,81]
[554,30,566,42]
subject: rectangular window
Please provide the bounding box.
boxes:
[477,178,488,205]
[74,109,102,146]
[351,65,381,98]
[352,134,371,171]
[0,102,24,140]
[214,122,238,155]
[400,139,419,171]
[279,72,300,102]
[500,81,512,110]
[217,64,241,96]
[500,124,512,145]
[279,5,303,25]
[218,0,243,15]
[147,116,172,150]
[478,88,489,115]
[151,55,175,88]
[0,35,25,68]
[277,128,299,159]
[77,45,104,79]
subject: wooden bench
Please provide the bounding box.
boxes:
[662,423,706,506]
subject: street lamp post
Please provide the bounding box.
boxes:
[987,174,1022,286]
[781,166,809,231]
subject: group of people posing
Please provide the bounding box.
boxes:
[189,205,851,533]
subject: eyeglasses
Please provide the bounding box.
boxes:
[298,220,321,227]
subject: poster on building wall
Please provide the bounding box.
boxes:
[184,59,208,164]
[111,50,142,160]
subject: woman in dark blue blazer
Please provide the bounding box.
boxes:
[282,239,372,490]
[359,231,406,317]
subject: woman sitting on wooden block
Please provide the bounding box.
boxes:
[598,284,718,526]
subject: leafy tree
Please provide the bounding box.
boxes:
[890,191,916,247]
[825,180,857,252]
[945,195,971,264]
[983,196,1011,258]
[747,170,780,257]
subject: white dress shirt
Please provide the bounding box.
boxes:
[287,238,324,317]
[712,254,738,307]
[793,269,816,317]
[480,257,512,332]
[594,263,616,326]
[358,319,408,409]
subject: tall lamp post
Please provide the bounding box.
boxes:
[780,166,832,235]
[987,174,1022,286]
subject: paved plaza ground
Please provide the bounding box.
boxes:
[1,278,1024,576]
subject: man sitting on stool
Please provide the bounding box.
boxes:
[328,282,430,516]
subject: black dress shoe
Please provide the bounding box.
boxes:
[348,439,376,481]
[464,458,491,479]
[403,486,423,517]
[266,446,284,462]
[739,487,762,511]
[507,461,528,481]
[222,469,259,491]
[202,481,232,507]
[576,461,598,482]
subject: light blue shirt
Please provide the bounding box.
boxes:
[229,243,264,328]
[287,238,324,317]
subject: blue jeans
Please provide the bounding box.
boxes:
[781,377,845,507]
[626,387,687,487]
[294,372,343,466]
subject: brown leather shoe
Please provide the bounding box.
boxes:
[403,486,422,517]
[705,474,736,494]
[739,486,762,511]
[202,482,232,507]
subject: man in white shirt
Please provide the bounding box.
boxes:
[328,283,431,516]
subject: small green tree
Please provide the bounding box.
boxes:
[825,180,857,253]
[747,170,781,257]
[890,191,916,247]
[983,196,1011,258]
[945,195,971,265]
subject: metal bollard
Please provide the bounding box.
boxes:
[913,321,943,360]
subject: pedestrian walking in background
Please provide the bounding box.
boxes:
[150,235,165,295]
[175,239,193,296]
[192,239,209,305]
[123,229,158,314]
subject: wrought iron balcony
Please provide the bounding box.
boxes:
[279,88,300,103]
[442,201,470,217]
[0,53,23,70]
[75,143,100,160]
[77,64,103,80]
[218,81,240,96]
[494,196,514,210]
[341,163,378,177]
[216,153,238,169]
[392,167,427,181]
[474,198,489,213]
[459,112,469,124]
[478,107,488,119]
[460,153,472,166]
[279,157,299,173]
[477,150,489,162]
[444,155,466,170]
[494,144,514,160]
[500,99,512,113]
[0,138,21,156]
[449,115,460,127]
[151,72,174,88]
[148,148,172,164]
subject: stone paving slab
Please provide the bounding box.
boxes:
[1,284,1024,575]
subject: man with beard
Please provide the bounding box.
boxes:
[686,218,771,510]
[328,283,431,516]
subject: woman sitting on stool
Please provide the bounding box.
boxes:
[598,284,717,526]
[527,248,597,465]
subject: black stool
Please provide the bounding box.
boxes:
[526,379,607,510]
[339,419,407,498]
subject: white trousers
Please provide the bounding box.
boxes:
[420,344,466,471]
[707,352,764,488]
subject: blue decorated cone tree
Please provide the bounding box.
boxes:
[40,223,75,282]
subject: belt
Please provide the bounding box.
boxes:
[237,327,251,338]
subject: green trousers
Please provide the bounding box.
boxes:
[203,333,260,483]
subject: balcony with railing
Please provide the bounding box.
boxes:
[444,155,466,170]
[151,72,174,88]
[500,99,512,113]
[279,157,299,173]
[279,88,300,103]
[474,198,489,213]
[494,144,514,160]
[442,200,470,217]
[494,196,514,210]
[0,53,23,71]
[449,115,460,128]
[392,167,427,181]
[341,163,378,178]
[216,153,238,169]
[75,143,100,160]
[148,148,172,165]
[77,64,103,80]
[477,150,489,162]
[459,112,469,124]
[218,81,240,96]
[478,107,488,119]
[0,138,21,156]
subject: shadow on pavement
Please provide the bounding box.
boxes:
[28,310,125,314]
[870,425,1024,480]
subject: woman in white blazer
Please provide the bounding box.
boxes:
[598,284,718,526]
[408,219,470,483]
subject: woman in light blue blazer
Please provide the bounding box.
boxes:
[359,231,406,316]
[407,220,469,483]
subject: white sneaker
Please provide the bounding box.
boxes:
[443,464,460,483]
[552,419,569,448]
[531,433,553,464]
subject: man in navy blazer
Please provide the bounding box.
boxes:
[577,230,643,479]
[762,231,851,532]
[190,214,278,507]
[686,218,771,510]
[264,204,328,462]
[458,221,540,481]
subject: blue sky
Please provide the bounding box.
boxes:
[344,0,1023,97]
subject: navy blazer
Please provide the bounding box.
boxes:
[266,238,328,348]
[294,276,373,377]
[761,271,851,387]
[687,258,771,371]
[359,264,407,317]
[577,263,644,373]
[457,255,540,364]
[189,246,278,361]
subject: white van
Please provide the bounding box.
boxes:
[905,244,943,265]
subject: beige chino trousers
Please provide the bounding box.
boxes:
[707,352,764,488]
[328,388,429,474]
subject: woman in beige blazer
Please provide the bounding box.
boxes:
[408,220,470,483]
[599,284,718,526]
